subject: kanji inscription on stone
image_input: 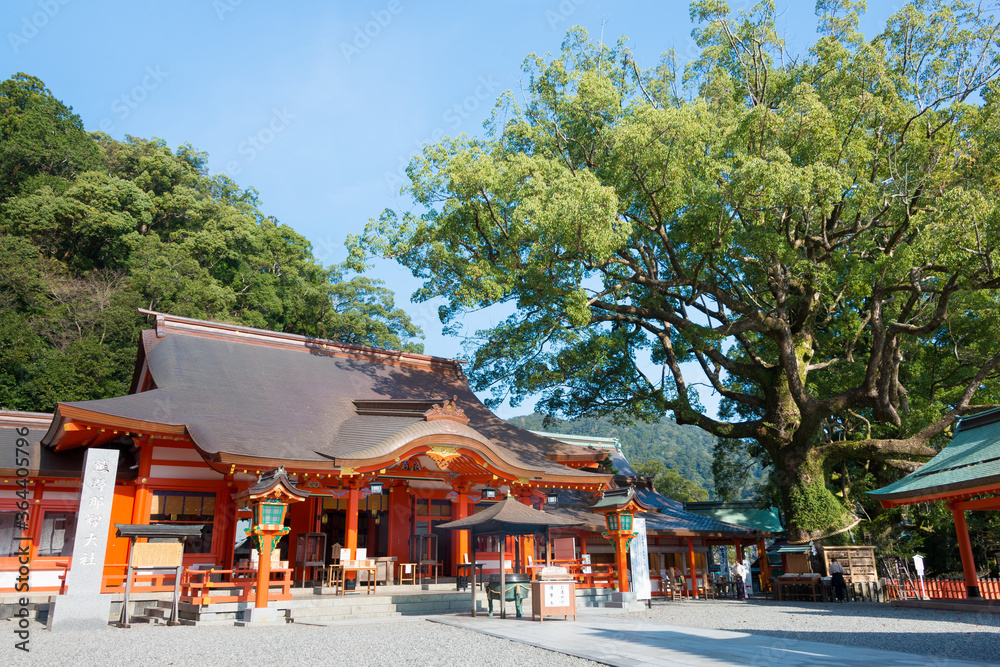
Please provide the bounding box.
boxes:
[49,448,119,631]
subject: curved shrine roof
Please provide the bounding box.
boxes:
[44,312,608,483]
[869,407,1000,505]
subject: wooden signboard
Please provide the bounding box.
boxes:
[530,580,576,622]
[131,542,184,568]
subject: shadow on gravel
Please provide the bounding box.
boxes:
[647,599,1000,627]
[586,624,1000,666]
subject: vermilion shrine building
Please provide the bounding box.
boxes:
[1,311,765,601]
[870,407,1000,599]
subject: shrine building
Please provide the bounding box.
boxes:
[1,310,767,605]
[870,407,1000,599]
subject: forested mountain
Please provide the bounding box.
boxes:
[507,412,716,491]
[0,73,421,412]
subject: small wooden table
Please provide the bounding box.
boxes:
[328,561,377,595]
[456,562,484,591]
[776,574,822,602]
[418,559,440,584]
[398,562,416,585]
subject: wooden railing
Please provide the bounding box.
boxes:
[550,559,617,589]
[887,577,1000,600]
[180,567,292,605]
[101,564,180,594]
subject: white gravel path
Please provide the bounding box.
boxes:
[0,617,601,666]
[2,599,997,666]
[624,598,1000,664]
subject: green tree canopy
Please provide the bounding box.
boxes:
[354,1,1000,541]
[634,460,710,502]
[0,75,422,412]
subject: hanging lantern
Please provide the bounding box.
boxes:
[254,498,288,527]
[546,490,559,505]
[481,486,497,500]
[369,480,384,495]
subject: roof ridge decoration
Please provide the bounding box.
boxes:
[138,308,467,376]
[425,445,462,469]
[425,396,469,425]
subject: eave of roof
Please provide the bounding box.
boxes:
[42,311,612,486]
[869,407,1000,505]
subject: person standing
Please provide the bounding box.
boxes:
[829,558,847,602]
[733,560,747,600]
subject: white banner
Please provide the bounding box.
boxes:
[629,517,651,601]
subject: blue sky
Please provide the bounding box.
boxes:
[2,0,902,417]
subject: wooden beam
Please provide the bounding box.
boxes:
[950,495,1000,511]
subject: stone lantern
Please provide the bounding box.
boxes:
[590,487,652,593]
[232,467,309,622]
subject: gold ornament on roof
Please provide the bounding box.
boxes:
[426,446,462,469]
[425,396,469,425]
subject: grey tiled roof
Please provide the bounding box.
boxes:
[547,488,763,537]
[51,322,605,480]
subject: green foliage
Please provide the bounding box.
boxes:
[0,75,422,412]
[357,3,1000,541]
[507,411,745,495]
[634,460,710,502]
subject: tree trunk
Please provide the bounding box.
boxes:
[774,446,856,543]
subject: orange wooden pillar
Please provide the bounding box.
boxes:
[387,483,409,562]
[345,486,360,580]
[757,538,771,593]
[219,474,238,567]
[518,490,535,571]
[130,437,154,523]
[686,537,698,598]
[950,503,981,598]
[451,489,470,575]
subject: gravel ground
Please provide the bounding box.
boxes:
[2,600,997,666]
[0,617,601,666]
[625,598,1000,664]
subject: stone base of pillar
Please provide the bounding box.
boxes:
[235,606,282,626]
[47,593,114,632]
[967,585,981,598]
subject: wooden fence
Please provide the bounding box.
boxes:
[922,578,1000,600]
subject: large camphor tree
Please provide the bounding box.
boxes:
[353,1,1000,541]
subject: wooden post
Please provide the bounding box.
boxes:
[255,532,273,608]
[345,486,360,583]
[686,537,698,598]
[615,533,631,593]
[130,438,154,524]
[471,537,477,617]
[950,503,981,598]
[452,487,470,575]
[219,475,237,568]
[757,538,771,593]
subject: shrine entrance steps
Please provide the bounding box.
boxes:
[152,585,477,626]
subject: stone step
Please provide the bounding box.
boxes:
[294,610,405,623]
[130,614,167,624]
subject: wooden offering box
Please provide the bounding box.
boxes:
[531,580,576,621]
